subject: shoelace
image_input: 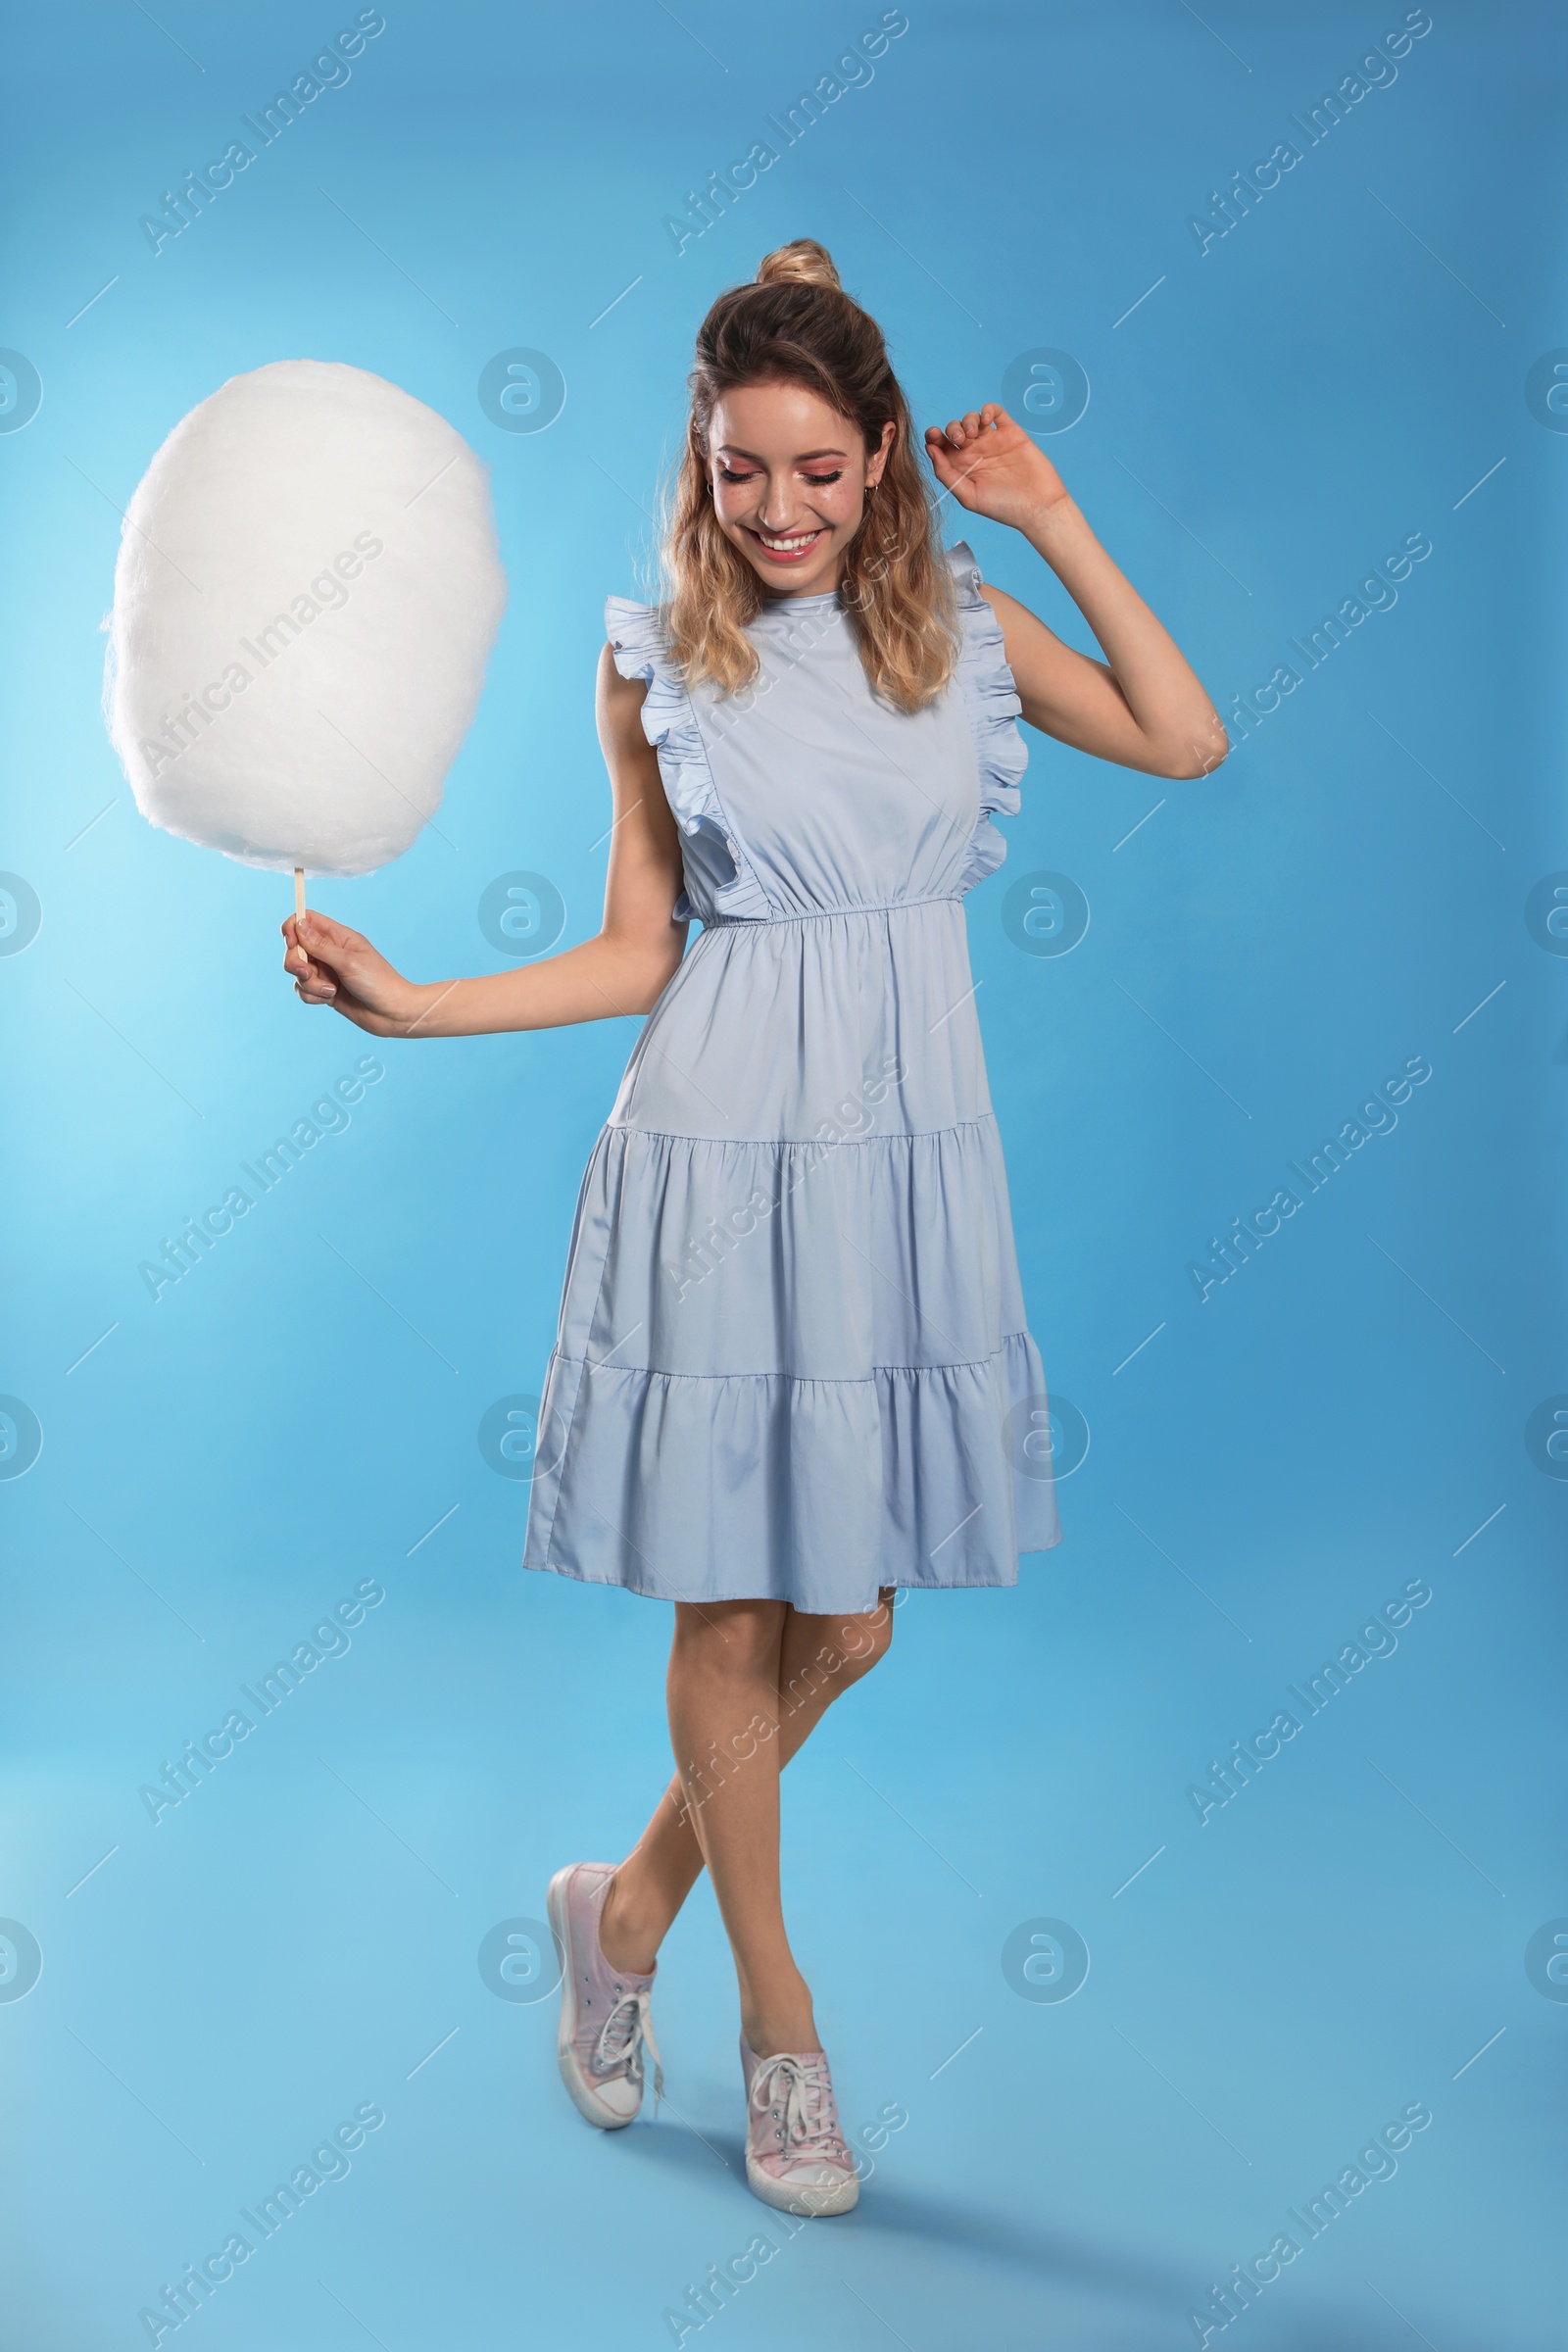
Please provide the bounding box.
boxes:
[750,2053,849,2167]
[594,1986,663,2112]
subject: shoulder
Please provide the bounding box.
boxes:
[945,539,1019,626]
[605,594,669,680]
[600,594,693,760]
[942,540,1014,665]
[943,541,1016,657]
[943,540,987,606]
[602,595,673,722]
[968,578,1031,633]
[598,640,647,712]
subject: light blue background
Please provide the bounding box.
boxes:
[1,4,1562,2346]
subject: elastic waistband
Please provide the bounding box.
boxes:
[706,893,962,927]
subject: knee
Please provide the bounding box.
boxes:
[672,1598,784,1683]
[825,1592,896,1689]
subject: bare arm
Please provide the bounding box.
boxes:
[924,404,1228,781]
[282,647,688,1037]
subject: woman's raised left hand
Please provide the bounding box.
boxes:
[923,404,1069,532]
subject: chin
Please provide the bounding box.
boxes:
[750,559,839,597]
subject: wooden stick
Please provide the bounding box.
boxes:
[294,865,306,925]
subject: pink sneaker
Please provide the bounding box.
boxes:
[547,1863,662,2130]
[741,2037,860,2215]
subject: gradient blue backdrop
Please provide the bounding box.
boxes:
[2,4,1562,2346]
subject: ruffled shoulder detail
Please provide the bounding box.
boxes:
[605,596,772,924]
[944,544,1028,897]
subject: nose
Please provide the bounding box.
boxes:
[756,482,798,533]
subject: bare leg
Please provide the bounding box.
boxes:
[599,1592,895,2050]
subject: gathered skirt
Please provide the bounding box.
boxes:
[522,899,1061,1615]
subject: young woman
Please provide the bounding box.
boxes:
[282,239,1226,2217]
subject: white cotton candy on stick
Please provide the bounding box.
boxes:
[105,359,507,877]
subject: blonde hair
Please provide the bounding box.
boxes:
[662,238,956,714]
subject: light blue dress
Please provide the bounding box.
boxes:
[522,544,1061,1614]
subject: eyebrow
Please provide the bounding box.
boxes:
[715,444,851,463]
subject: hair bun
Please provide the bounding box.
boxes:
[755,238,842,291]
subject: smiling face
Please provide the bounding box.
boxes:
[707,379,895,598]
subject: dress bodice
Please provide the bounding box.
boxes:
[605,542,1026,927]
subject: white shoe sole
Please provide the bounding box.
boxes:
[547,1868,640,2132]
[745,2153,859,2216]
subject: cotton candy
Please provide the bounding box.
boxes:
[104,359,507,876]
